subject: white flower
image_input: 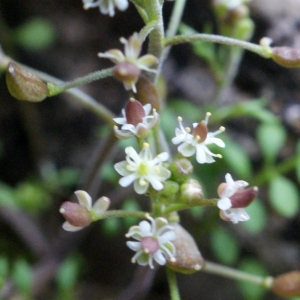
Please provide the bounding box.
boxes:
[126,214,176,269]
[217,173,250,224]
[82,0,128,17]
[60,190,110,231]
[114,98,159,139]
[114,144,171,194]
[98,33,157,92]
[172,113,225,164]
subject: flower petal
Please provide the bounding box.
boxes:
[119,173,136,187]
[178,142,196,157]
[62,221,83,232]
[74,190,92,208]
[126,241,142,251]
[93,196,110,214]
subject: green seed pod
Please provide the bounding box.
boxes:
[271,47,300,68]
[6,62,49,102]
[167,223,205,274]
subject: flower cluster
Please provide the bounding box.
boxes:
[126,214,176,269]
[172,113,225,164]
[82,0,128,17]
[99,33,157,92]
[114,143,170,194]
[217,173,257,223]
[113,98,159,139]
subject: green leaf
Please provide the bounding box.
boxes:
[56,256,81,291]
[211,226,240,265]
[237,258,268,300]
[269,176,299,218]
[242,199,267,233]
[257,123,286,164]
[12,260,33,296]
[14,18,56,51]
[221,137,253,179]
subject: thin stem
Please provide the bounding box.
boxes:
[47,68,114,96]
[92,210,148,221]
[163,34,272,58]
[166,267,181,300]
[162,198,219,215]
[203,261,274,289]
[161,0,187,63]
[139,20,159,43]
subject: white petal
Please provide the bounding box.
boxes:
[147,176,163,191]
[159,231,176,243]
[153,250,166,265]
[217,197,232,210]
[143,103,152,116]
[74,190,92,208]
[178,142,196,157]
[139,220,152,235]
[62,222,83,232]
[114,161,132,176]
[119,174,136,187]
[134,179,149,194]
[210,137,225,148]
[126,241,142,251]
[156,152,169,162]
[116,0,129,11]
[93,196,110,214]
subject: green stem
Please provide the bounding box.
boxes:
[139,20,159,43]
[47,67,114,96]
[166,267,181,300]
[161,0,187,64]
[92,210,148,221]
[251,155,300,186]
[163,34,272,58]
[203,261,274,289]
[162,198,219,215]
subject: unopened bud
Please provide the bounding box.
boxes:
[133,75,161,112]
[272,271,300,297]
[6,62,49,102]
[59,201,92,227]
[181,179,203,204]
[167,223,205,274]
[113,62,140,90]
[271,47,300,68]
[230,186,258,208]
[169,158,193,183]
[125,98,145,126]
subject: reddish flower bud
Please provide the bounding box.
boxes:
[167,223,205,274]
[133,75,161,112]
[230,186,258,208]
[125,98,145,126]
[113,61,140,90]
[272,271,300,297]
[271,47,300,68]
[193,121,208,142]
[6,62,49,102]
[59,201,92,227]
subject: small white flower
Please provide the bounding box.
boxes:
[82,0,128,17]
[114,98,159,139]
[98,33,157,92]
[172,113,225,164]
[217,173,249,224]
[60,190,110,231]
[114,144,171,194]
[126,214,176,269]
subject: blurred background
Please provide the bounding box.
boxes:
[1,0,300,299]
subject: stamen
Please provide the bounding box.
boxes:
[195,135,201,141]
[194,264,201,271]
[143,142,149,148]
[170,257,176,262]
[139,179,147,186]
[177,116,182,122]
[59,208,65,214]
[155,167,160,173]
[205,112,211,125]
[219,126,225,132]
[131,258,136,263]
[185,127,191,133]
[143,248,149,254]
[217,154,222,158]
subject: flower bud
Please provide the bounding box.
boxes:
[230,186,258,208]
[59,201,92,227]
[167,223,205,274]
[180,179,203,204]
[272,271,300,297]
[271,47,300,68]
[6,62,49,102]
[133,75,161,112]
[125,98,145,126]
[113,61,141,90]
[169,158,193,183]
